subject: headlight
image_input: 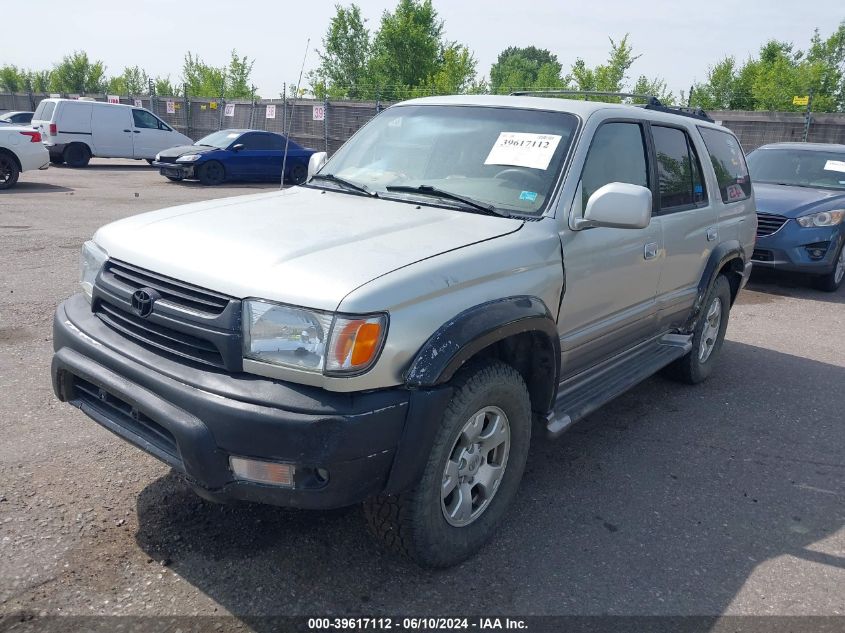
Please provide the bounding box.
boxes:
[242,300,387,375]
[796,209,845,228]
[176,154,201,163]
[80,240,108,303]
[154,153,160,161]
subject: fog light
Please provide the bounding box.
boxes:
[230,456,295,487]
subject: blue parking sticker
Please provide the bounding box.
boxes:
[519,191,538,202]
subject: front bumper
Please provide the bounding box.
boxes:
[153,161,195,179]
[752,219,843,275]
[52,294,450,508]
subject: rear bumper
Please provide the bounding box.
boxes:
[52,294,450,508]
[752,221,843,275]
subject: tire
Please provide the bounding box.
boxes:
[63,143,90,167]
[812,242,845,292]
[165,175,183,182]
[289,164,307,185]
[198,160,225,186]
[0,151,20,190]
[49,157,65,165]
[664,275,732,385]
[363,359,532,568]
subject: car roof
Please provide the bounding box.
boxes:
[396,94,725,130]
[754,142,845,153]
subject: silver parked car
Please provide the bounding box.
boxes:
[51,94,756,567]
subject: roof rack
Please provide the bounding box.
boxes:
[508,90,714,123]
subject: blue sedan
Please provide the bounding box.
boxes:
[153,129,316,186]
[747,142,845,291]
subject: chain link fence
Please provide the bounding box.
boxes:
[0,92,388,155]
[3,92,844,155]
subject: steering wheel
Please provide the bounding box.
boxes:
[493,168,545,188]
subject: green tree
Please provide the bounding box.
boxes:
[153,75,179,97]
[107,65,150,95]
[632,75,675,104]
[27,70,51,93]
[181,50,254,99]
[49,51,107,93]
[425,43,477,94]
[226,50,255,99]
[368,0,444,99]
[572,35,640,100]
[311,3,372,99]
[0,65,27,92]
[489,46,565,93]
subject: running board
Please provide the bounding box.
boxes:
[546,333,692,438]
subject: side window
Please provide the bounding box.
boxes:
[133,109,161,130]
[237,133,258,150]
[697,127,751,203]
[245,134,278,150]
[651,125,708,212]
[581,122,649,207]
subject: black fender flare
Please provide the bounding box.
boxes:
[405,295,560,396]
[685,240,745,331]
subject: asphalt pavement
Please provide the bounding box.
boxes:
[0,161,843,625]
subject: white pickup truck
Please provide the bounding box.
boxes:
[0,126,49,189]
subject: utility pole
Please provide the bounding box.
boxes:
[802,89,814,142]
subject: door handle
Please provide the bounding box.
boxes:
[706,227,718,241]
[133,130,140,133]
[644,242,659,260]
[123,129,131,132]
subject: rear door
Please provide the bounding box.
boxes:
[131,109,178,159]
[91,104,134,157]
[558,119,664,378]
[225,133,275,179]
[648,123,718,329]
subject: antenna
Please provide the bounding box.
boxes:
[280,38,310,190]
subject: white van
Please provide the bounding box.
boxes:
[30,99,193,167]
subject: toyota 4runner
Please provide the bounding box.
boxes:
[51,95,757,567]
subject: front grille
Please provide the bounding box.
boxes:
[95,301,226,368]
[752,249,773,262]
[103,260,230,316]
[756,213,788,237]
[72,375,179,463]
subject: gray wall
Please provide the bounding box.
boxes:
[710,110,845,151]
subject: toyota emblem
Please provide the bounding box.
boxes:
[130,288,160,318]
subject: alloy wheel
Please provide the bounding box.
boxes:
[441,406,511,527]
[698,296,722,363]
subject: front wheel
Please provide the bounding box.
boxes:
[813,243,845,292]
[198,160,225,186]
[364,360,531,568]
[0,151,20,190]
[664,275,732,384]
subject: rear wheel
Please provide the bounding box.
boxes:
[63,143,90,167]
[289,164,307,185]
[813,243,845,292]
[0,151,20,190]
[364,360,531,568]
[198,160,225,186]
[664,275,731,385]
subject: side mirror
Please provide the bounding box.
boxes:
[574,182,652,230]
[307,151,328,180]
[231,144,244,152]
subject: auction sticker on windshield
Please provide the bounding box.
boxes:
[485,132,562,170]
[824,160,845,173]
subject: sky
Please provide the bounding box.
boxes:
[1,0,841,99]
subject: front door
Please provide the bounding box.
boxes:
[131,109,177,159]
[558,120,664,379]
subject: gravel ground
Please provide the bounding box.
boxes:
[1,161,843,624]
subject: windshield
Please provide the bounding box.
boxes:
[195,130,241,149]
[747,147,845,191]
[315,105,578,215]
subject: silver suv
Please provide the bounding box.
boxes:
[51,95,757,567]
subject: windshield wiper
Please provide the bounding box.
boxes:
[309,173,375,196]
[385,185,511,218]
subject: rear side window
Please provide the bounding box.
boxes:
[697,127,751,203]
[652,125,708,212]
[581,122,649,206]
[34,101,55,121]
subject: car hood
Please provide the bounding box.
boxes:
[753,182,845,218]
[94,186,524,311]
[157,144,218,159]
